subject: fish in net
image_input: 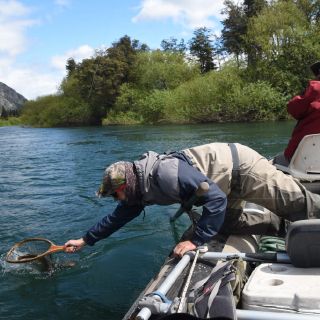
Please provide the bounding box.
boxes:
[6,238,65,263]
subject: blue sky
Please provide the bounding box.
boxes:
[0,0,225,99]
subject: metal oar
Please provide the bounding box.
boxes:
[201,251,291,264]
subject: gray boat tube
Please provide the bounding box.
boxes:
[137,306,320,320]
[237,309,320,320]
[136,253,192,320]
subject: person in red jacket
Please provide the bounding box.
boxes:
[274,61,320,166]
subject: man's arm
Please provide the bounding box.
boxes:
[287,82,318,119]
[83,202,144,245]
[176,160,227,247]
[65,202,144,251]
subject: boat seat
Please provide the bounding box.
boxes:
[286,220,320,267]
[275,134,320,182]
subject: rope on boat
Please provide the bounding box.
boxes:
[259,236,286,253]
[177,245,209,313]
[177,249,200,313]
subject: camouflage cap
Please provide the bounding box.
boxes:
[96,161,127,197]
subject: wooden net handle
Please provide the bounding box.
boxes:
[48,245,65,254]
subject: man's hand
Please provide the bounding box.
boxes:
[65,238,86,253]
[173,240,196,257]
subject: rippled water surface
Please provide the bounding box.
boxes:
[0,122,294,320]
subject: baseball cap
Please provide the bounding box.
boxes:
[96,161,127,197]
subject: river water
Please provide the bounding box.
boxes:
[0,122,294,320]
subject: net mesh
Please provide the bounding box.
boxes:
[6,239,52,263]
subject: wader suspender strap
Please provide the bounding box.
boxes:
[229,143,240,191]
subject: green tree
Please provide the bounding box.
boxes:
[161,37,187,53]
[243,0,267,18]
[189,27,216,73]
[0,105,8,119]
[131,39,150,52]
[21,95,92,127]
[294,0,320,23]
[243,0,268,65]
[130,50,200,91]
[63,35,148,123]
[221,0,247,64]
[66,58,77,77]
[221,0,267,65]
[106,50,200,124]
[246,1,320,94]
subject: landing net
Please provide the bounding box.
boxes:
[6,238,52,263]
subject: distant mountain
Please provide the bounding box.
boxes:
[0,82,27,117]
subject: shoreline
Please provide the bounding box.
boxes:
[2,117,293,128]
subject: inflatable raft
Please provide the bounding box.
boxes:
[123,134,320,320]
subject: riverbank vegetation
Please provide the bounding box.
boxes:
[21,0,320,127]
[0,117,21,127]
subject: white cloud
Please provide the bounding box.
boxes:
[0,0,38,56]
[0,0,53,99]
[51,45,95,73]
[0,19,38,56]
[133,0,225,30]
[54,0,71,8]
[0,63,61,99]
[0,44,95,100]
[0,0,30,17]
[0,1,95,100]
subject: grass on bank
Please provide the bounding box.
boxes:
[0,117,22,127]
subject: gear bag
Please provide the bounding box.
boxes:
[159,260,246,320]
[187,260,238,319]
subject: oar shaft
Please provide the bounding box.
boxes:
[201,252,291,263]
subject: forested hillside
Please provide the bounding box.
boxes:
[22,0,320,126]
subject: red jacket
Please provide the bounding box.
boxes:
[284,80,320,160]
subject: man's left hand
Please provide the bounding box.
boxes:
[173,240,196,257]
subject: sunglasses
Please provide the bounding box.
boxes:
[97,184,126,199]
[111,192,118,199]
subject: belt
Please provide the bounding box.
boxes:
[228,143,240,190]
